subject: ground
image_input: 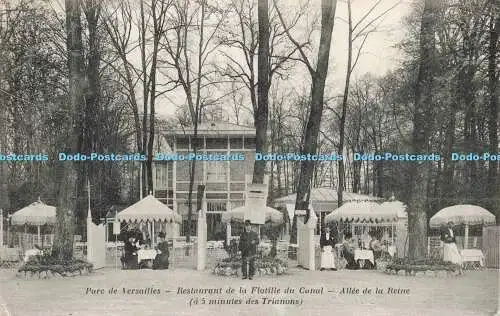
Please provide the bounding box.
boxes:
[0,267,498,316]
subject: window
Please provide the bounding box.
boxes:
[155,163,168,189]
[206,161,227,182]
[206,138,227,149]
[244,137,256,149]
[176,137,189,149]
[230,138,243,149]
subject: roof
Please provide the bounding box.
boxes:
[11,199,56,226]
[170,121,255,136]
[325,201,403,223]
[429,204,496,228]
[116,194,181,223]
[273,188,384,206]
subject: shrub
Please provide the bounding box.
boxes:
[213,256,288,276]
[385,257,461,274]
[18,252,93,278]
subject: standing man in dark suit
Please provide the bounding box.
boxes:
[239,220,259,280]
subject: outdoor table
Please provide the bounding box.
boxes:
[354,249,374,266]
[24,249,41,263]
[460,249,485,268]
[137,249,157,262]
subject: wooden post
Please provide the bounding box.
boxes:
[0,209,3,247]
[37,225,41,246]
[464,224,469,249]
[152,221,155,246]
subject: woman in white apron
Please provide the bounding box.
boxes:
[441,221,462,265]
[320,226,337,271]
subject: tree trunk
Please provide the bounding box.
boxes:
[440,104,456,207]
[53,0,86,262]
[140,1,149,197]
[461,67,478,202]
[253,0,270,185]
[407,0,438,261]
[488,7,499,221]
[337,0,352,208]
[292,0,337,241]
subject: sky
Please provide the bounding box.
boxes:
[154,0,414,119]
[43,0,414,120]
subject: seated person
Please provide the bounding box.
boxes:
[341,232,358,270]
[152,232,169,270]
[24,244,43,263]
[121,236,140,269]
[367,231,384,269]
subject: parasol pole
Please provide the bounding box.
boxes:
[37,225,41,246]
[139,164,143,199]
[391,223,394,245]
[464,224,469,249]
[152,221,155,246]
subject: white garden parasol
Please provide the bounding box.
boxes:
[11,198,56,246]
[117,194,181,242]
[429,204,496,228]
[430,204,496,249]
[325,201,398,224]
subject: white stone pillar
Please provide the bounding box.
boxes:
[86,208,93,263]
[306,210,318,271]
[197,201,207,271]
[226,223,231,244]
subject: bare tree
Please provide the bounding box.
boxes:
[103,0,174,197]
[160,0,227,242]
[254,0,270,184]
[216,0,311,187]
[487,0,499,220]
[275,0,337,241]
[336,0,400,207]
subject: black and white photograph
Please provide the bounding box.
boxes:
[0,0,499,315]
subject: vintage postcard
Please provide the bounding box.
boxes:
[0,0,498,315]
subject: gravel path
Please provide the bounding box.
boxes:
[0,268,498,316]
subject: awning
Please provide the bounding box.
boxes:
[429,204,496,228]
[325,201,401,224]
[116,194,181,223]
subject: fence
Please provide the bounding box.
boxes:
[483,226,499,268]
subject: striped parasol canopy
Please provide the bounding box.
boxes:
[116,194,181,223]
[325,201,401,224]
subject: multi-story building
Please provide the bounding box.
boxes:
[153,121,256,240]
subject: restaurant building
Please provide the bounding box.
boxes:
[153,121,256,240]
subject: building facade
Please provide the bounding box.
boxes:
[153,122,256,240]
